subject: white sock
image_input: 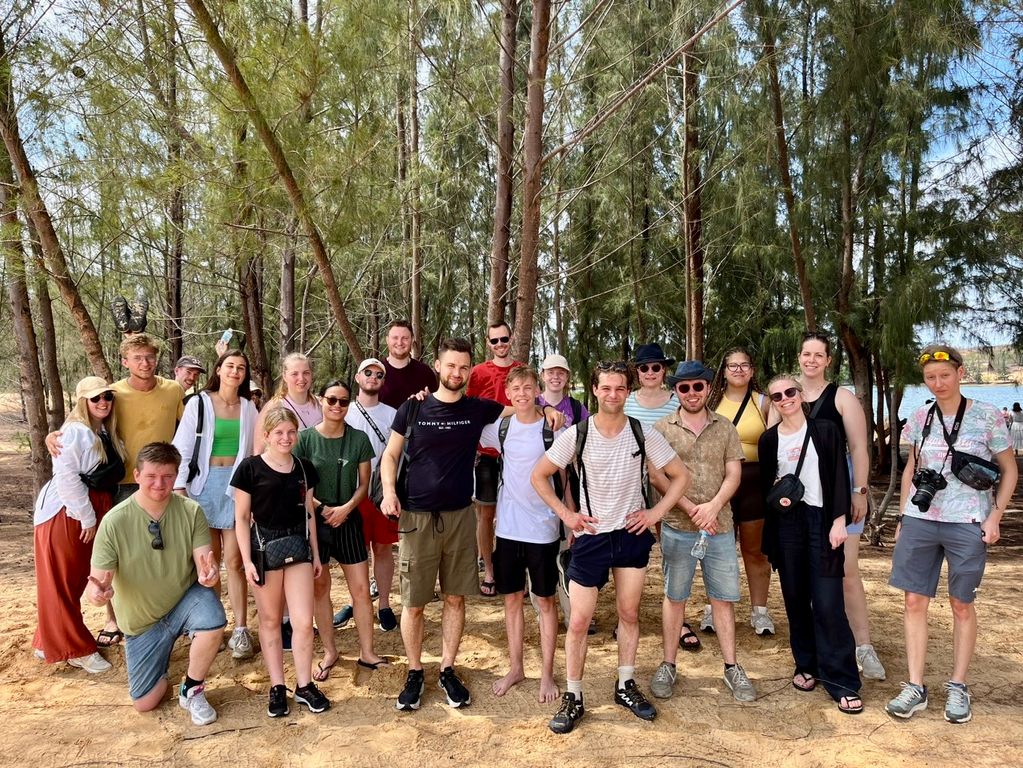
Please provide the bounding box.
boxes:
[618,666,635,689]
[752,606,768,616]
[567,679,583,700]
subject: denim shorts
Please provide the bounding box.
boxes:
[193,466,236,530]
[889,515,987,603]
[846,455,865,536]
[124,583,226,700]
[660,524,741,602]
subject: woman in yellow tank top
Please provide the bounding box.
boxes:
[707,348,775,637]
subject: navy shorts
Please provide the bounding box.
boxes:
[567,528,655,589]
[493,536,560,597]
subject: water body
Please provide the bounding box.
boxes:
[848,383,1023,420]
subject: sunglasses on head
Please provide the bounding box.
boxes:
[918,350,958,366]
[362,370,385,380]
[676,381,706,394]
[323,396,351,407]
[89,392,114,403]
[489,335,511,345]
[770,387,801,402]
[596,360,629,373]
[637,363,663,373]
[148,519,164,551]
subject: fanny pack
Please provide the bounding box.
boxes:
[766,426,812,513]
[951,450,1000,491]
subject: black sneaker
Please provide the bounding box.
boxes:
[397,669,425,711]
[281,619,293,652]
[294,682,330,713]
[378,607,398,632]
[438,666,471,708]
[614,679,657,721]
[267,684,289,718]
[549,692,585,734]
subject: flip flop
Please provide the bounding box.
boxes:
[313,657,339,682]
[838,695,864,714]
[679,623,701,652]
[96,629,124,648]
[480,580,497,597]
[792,672,817,692]
[357,658,392,671]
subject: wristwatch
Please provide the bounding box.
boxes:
[851,486,867,495]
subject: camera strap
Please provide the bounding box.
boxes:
[915,396,966,470]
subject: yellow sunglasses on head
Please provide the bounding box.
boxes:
[918,351,956,365]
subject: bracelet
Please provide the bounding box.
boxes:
[894,514,903,525]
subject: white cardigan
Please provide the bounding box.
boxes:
[34,422,106,528]
[172,392,257,496]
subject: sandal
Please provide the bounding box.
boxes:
[792,672,817,692]
[96,629,124,648]
[356,658,392,671]
[480,580,497,597]
[679,623,702,652]
[313,657,339,682]
[838,695,864,714]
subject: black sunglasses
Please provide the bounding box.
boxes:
[89,392,115,403]
[489,335,511,345]
[362,370,385,380]
[148,519,164,550]
[323,396,351,407]
[637,363,663,373]
[676,381,706,394]
[770,387,801,402]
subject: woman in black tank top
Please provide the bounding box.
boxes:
[795,331,886,682]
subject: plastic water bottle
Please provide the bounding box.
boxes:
[691,530,710,560]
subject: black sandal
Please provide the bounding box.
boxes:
[96,629,124,648]
[792,671,817,692]
[838,695,864,714]
[679,623,702,652]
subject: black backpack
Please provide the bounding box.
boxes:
[574,416,649,516]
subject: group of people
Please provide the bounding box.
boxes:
[32,322,1014,733]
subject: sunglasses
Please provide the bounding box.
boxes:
[148,519,164,550]
[489,335,511,345]
[676,381,706,394]
[770,387,801,402]
[323,396,351,407]
[918,351,958,366]
[89,392,115,403]
[726,362,752,372]
[596,360,629,373]
[362,370,385,380]
[637,363,663,373]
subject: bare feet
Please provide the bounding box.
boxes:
[538,675,560,703]
[492,669,526,696]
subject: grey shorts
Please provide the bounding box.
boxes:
[889,515,987,603]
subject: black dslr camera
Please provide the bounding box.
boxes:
[910,467,947,512]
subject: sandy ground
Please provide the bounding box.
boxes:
[1,401,1021,768]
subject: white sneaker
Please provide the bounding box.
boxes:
[179,683,218,726]
[68,652,111,674]
[228,627,254,660]
[33,649,45,661]
[856,644,886,680]
[751,607,775,636]
[699,604,715,633]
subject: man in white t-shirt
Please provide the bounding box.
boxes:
[479,367,564,704]
[336,358,400,631]
[531,362,690,734]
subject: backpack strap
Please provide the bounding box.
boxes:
[186,394,205,483]
[574,418,592,517]
[570,397,582,426]
[542,420,564,500]
[626,416,650,507]
[497,415,512,487]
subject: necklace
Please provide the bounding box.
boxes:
[263,453,293,472]
[217,392,241,407]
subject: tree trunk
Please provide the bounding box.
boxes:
[163,0,184,362]
[280,218,298,353]
[1,149,51,491]
[487,0,518,327]
[0,31,111,381]
[25,216,65,428]
[408,0,423,357]
[185,0,364,361]
[681,46,704,360]
[512,0,552,364]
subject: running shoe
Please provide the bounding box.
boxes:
[369,578,379,601]
[179,682,218,726]
[267,684,289,718]
[724,664,757,702]
[295,682,331,713]
[228,627,254,660]
[438,666,471,708]
[378,607,398,632]
[67,652,111,674]
[333,605,353,629]
[886,682,928,719]
[650,662,677,699]
[397,669,425,711]
[614,679,656,721]
[944,681,972,724]
[856,644,887,681]
[750,607,775,636]
[699,604,715,633]
[548,692,585,734]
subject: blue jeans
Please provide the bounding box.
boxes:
[660,524,740,602]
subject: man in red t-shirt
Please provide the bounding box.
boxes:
[466,321,522,595]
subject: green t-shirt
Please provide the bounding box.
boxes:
[293,426,374,512]
[91,494,211,636]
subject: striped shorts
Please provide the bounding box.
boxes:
[317,509,368,565]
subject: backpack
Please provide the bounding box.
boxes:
[497,416,564,500]
[371,398,422,508]
[574,416,649,517]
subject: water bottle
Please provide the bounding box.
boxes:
[691,530,710,560]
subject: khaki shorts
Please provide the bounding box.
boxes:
[398,506,478,608]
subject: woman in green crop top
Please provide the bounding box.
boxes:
[172,349,259,658]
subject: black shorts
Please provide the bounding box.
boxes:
[733,462,767,524]
[493,536,560,597]
[473,455,499,505]
[567,528,655,590]
[317,510,368,566]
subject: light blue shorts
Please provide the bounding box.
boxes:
[194,466,236,530]
[661,524,740,602]
[124,583,226,700]
[846,455,865,536]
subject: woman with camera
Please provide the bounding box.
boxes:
[759,375,862,714]
[233,407,330,718]
[886,345,1015,725]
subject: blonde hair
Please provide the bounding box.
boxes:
[274,352,314,399]
[119,333,160,359]
[64,386,127,463]
[261,406,300,436]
